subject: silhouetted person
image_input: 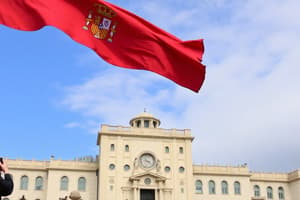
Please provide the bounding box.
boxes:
[20,195,26,200]
[0,158,14,198]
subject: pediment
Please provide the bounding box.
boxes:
[130,172,166,181]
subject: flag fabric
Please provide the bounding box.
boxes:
[0,0,205,92]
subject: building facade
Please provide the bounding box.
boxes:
[4,112,300,200]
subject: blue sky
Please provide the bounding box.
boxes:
[1,0,300,172]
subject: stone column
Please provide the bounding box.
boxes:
[158,182,164,200]
[159,189,164,200]
[150,120,154,128]
[137,187,140,200]
[133,187,138,200]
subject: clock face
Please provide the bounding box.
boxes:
[140,153,155,169]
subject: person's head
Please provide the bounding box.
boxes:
[0,158,9,173]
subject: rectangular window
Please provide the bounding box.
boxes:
[136,120,141,127]
[144,120,150,128]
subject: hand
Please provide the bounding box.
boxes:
[0,159,9,173]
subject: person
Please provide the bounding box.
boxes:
[0,158,14,198]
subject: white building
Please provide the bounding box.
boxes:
[5,112,300,200]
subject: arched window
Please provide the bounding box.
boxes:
[179,147,184,154]
[267,186,273,199]
[78,177,86,191]
[234,181,241,194]
[165,146,169,153]
[164,166,171,173]
[195,180,203,193]
[35,176,43,190]
[221,180,228,194]
[278,187,284,200]
[125,145,129,152]
[60,176,69,191]
[209,180,216,194]
[124,164,130,171]
[20,175,29,190]
[179,166,185,173]
[254,185,260,197]
[110,144,115,151]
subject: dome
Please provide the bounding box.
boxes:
[134,112,155,118]
[129,112,161,128]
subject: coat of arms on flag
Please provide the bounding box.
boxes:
[83,3,117,42]
[0,0,205,92]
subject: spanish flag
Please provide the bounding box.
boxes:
[0,0,205,92]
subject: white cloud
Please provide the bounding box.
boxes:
[64,122,81,128]
[61,67,180,126]
[64,120,100,134]
[60,0,300,172]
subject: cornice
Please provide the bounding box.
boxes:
[193,165,250,177]
[100,131,194,139]
[8,159,98,171]
[97,125,193,145]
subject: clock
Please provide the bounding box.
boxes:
[139,153,156,169]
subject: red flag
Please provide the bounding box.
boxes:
[0,0,205,92]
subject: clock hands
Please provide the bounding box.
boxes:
[140,153,155,168]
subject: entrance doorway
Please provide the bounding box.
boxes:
[140,189,155,200]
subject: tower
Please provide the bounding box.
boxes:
[97,112,194,200]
